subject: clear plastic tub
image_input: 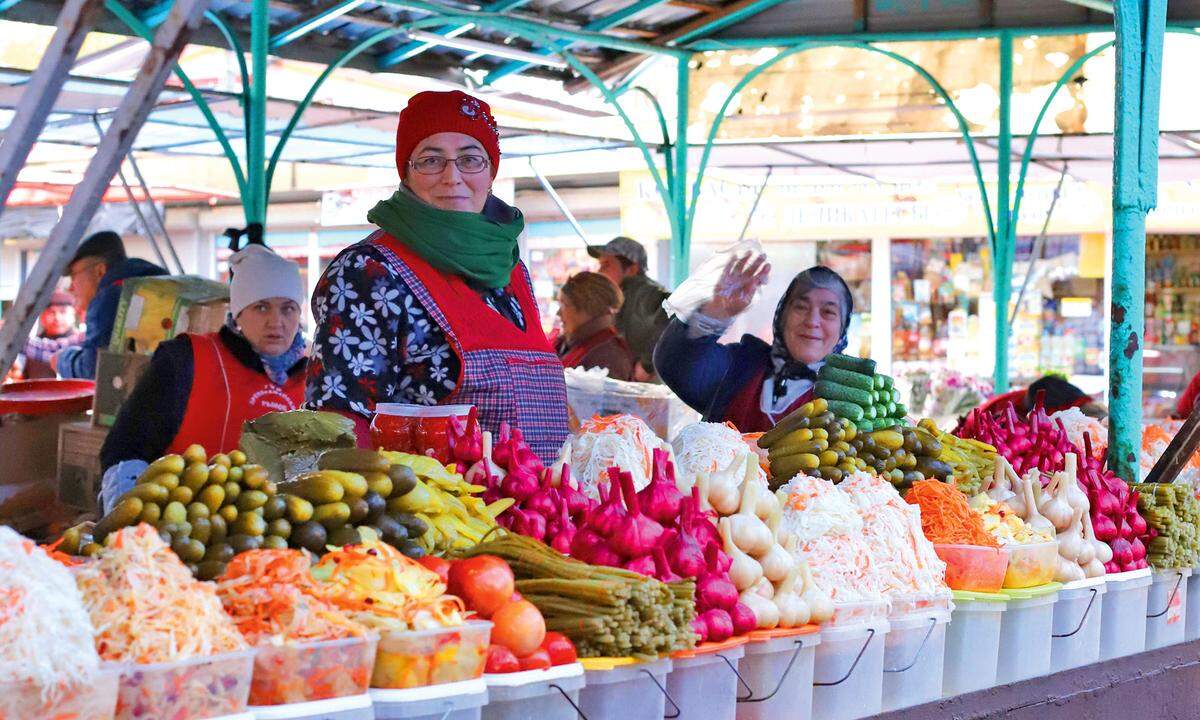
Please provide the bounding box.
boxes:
[371,678,487,720]
[888,591,953,616]
[250,636,378,706]
[1186,566,1200,642]
[578,658,672,720]
[1146,568,1191,650]
[667,641,747,720]
[1050,577,1106,673]
[1002,541,1060,589]
[482,664,585,720]
[250,693,373,720]
[0,665,120,720]
[1100,568,1152,661]
[827,599,889,626]
[113,649,256,720]
[881,610,949,712]
[736,627,820,720]
[372,621,491,689]
[943,591,1006,696]
[934,544,1009,593]
[812,619,889,720]
[996,585,1059,684]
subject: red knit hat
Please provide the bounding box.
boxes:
[395,90,501,179]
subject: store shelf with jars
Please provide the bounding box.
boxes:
[1144,234,1200,417]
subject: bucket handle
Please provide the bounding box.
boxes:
[550,682,590,720]
[813,627,876,687]
[735,638,807,703]
[714,652,754,701]
[1052,588,1098,638]
[883,617,936,674]
[643,668,681,719]
[1147,572,1184,619]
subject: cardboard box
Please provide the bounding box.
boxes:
[109,275,228,354]
[92,350,152,427]
[58,420,109,512]
[0,412,87,531]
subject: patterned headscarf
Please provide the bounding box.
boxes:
[769,266,853,404]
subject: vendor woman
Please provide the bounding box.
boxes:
[654,255,854,432]
[98,245,308,510]
[305,90,569,462]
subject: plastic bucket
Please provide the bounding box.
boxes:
[577,658,672,720]
[735,629,821,720]
[881,610,949,711]
[482,664,585,720]
[250,694,373,720]
[666,643,746,720]
[371,678,488,720]
[1099,568,1152,661]
[943,594,1006,696]
[996,587,1058,684]
[1186,567,1200,642]
[812,619,889,720]
[1146,568,1191,650]
[1050,578,1106,673]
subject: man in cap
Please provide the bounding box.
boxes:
[16,290,83,379]
[589,236,670,382]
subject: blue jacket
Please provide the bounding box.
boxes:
[653,317,773,422]
[58,257,168,379]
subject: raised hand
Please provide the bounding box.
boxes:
[700,252,771,320]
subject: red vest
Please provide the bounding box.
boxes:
[167,333,305,455]
[722,366,815,433]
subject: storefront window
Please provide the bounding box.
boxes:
[1144,233,1200,417]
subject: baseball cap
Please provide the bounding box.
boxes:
[587,236,648,270]
[48,290,74,307]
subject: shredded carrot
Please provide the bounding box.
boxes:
[40,536,84,567]
[905,480,999,547]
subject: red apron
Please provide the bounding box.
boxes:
[371,232,570,463]
[167,333,305,454]
[722,366,814,433]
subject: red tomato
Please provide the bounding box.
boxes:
[485,644,520,674]
[491,599,546,657]
[541,631,577,665]
[448,555,515,618]
[417,556,451,584]
[519,648,552,671]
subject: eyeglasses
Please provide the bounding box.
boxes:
[408,155,489,175]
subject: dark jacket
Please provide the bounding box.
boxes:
[100,326,307,471]
[556,316,636,381]
[653,317,773,421]
[57,257,168,379]
[616,273,670,373]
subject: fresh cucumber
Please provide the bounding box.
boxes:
[824,399,865,421]
[817,364,874,391]
[815,380,873,406]
[825,353,877,376]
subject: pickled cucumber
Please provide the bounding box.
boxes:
[284,495,314,523]
[286,473,345,504]
[182,444,207,465]
[319,448,390,473]
[237,490,269,512]
[94,497,143,539]
[313,502,351,529]
[162,501,188,525]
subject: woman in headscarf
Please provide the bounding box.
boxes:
[305,90,569,462]
[653,254,854,432]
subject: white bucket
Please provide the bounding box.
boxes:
[371,679,488,720]
[996,589,1057,684]
[1099,568,1152,661]
[1146,568,1191,650]
[1050,578,1106,673]
[577,658,672,720]
[251,694,373,720]
[881,610,949,711]
[943,597,1005,696]
[482,664,584,720]
[735,631,820,720]
[666,644,746,720]
[812,619,889,720]
[1186,567,1200,642]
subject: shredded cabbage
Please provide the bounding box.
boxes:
[672,422,768,492]
[563,414,670,498]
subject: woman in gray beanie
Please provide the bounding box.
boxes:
[654,255,854,433]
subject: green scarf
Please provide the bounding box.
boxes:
[367,187,523,289]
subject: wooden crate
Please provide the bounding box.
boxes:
[58,420,109,512]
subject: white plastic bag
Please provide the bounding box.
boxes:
[662,240,768,320]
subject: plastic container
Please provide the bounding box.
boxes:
[1002,540,1060,589]
[1050,577,1106,673]
[482,664,585,720]
[372,621,491,689]
[881,610,949,711]
[371,403,474,461]
[996,584,1059,684]
[113,649,255,720]
[250,636,378,706]
[1186,566,1200,642]
[577,658,672,720]
[934,544,1009,592]
[1099,568,1152,661]
[827,599,889,626]
[943,590,1006,696]
[372,678,487,720]
[811,618,889,720]
[736,627,821,720]
[667,640,747,720]
[250,693,373,720]
[0,665,120,720]
[1146,568,1191,650]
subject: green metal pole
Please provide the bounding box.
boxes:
[673,55,690,286]
[1110,0,1167,481]
[248,0,268,225]
[993,31,1013,394]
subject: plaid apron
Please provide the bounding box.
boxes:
[371,231,570,463]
